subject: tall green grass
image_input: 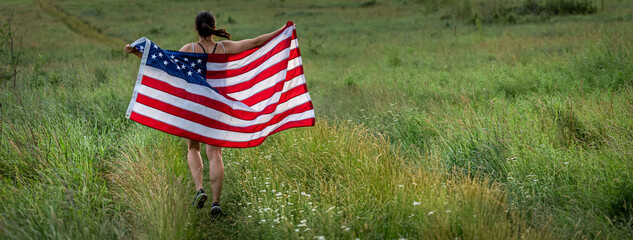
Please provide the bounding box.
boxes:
[0,62,132,238]
[1,0,632,239]
[109,121,548,239]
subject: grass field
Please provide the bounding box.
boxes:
[1,0,632,239]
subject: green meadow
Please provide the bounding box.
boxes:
[1,0,632,239]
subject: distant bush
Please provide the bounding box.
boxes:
[518,0,597,16]
[446,0,599,24]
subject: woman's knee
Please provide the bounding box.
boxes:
[206,145,222,161]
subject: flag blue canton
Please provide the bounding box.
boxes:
[132,40,212,89]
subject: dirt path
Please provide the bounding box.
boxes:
[36,0,126,48]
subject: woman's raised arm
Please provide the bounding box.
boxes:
[221,26,286,54]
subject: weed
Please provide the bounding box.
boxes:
[442,130,508,181]
[0,12,22,88]
[227,16,237,24]
[446,0,599,24]
[360,0,378,8]
[149,26,162,35]
[552,107,599,148]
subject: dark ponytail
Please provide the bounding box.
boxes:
[210,28,231,39]
[195,11,232,39]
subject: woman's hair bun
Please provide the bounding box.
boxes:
[195,11,231,39]
[195,11,216,37]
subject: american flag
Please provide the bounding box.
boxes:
[126,21,315,148]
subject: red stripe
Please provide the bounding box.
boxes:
[136,93,314,133]
[240,69,304,106]
[206,37,292,79]
[211,57,288,96]
[129,111,314,148]
[206,21,297,63]
[140,75,309,120]
[243,83,310,108]
[211,49,301,94]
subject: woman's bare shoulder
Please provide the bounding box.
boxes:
[217,40,236,53]
[219,40,253,54]
[179,43,193,52]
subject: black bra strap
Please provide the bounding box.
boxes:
[197,42,206,53]
[212,43,218,54]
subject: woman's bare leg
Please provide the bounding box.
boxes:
[206,145,224,203]
[187,140,204,191]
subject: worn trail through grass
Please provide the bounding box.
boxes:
[36,0,126,48]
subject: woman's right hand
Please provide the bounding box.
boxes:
[125,44,142,59]
[125,44,138,53]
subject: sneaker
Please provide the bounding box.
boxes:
[211,202,222,217]
[192,189,208,209]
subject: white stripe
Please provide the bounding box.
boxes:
[248,74,308,110]
[132,103,315,142]
[223,70,286,100]
[290,39,299,50]
[136,82,311,127]
[142,66,308,113]
[226,70,304,102]
[126,37,151,119]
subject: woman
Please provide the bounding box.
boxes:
[125,10,284,217]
